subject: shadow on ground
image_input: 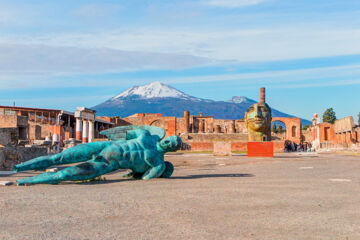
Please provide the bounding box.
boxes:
[74,173,255,185]
[171,173,254,179]
[275,155,318,159]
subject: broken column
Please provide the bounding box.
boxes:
[260,87,265,103]
[88,120,94,143]
[75,117,82,141]
[82,119,88,143]
[184,111,190,133]
[199,119,205,133]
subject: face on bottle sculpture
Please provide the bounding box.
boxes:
[246,102,272,141]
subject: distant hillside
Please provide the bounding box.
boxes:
[92,82,311,125]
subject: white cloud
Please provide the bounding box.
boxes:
[160,64,360,87]
[2,62,357,91]
[0,43,213,75]
[2,27,360,62]
[203,0,266,8]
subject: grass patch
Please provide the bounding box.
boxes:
[175,150,213,154]
[231,151,247,154]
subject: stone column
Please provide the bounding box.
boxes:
[209,119,214,133]
[75,118,82,141]
[82,120,88,143]
[199,119,204,133]
[184,111,190,133]
[88,120,94,143]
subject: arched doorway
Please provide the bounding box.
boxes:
[271,120,287,141]
[271,117,302,144]
[150,119,167,132]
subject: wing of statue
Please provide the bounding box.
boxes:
[100,125,166,141]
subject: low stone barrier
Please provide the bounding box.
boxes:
[0,146,47,170]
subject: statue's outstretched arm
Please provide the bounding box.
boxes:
[14,141,111,173]
[142,161,165,180]
[17,156,119,185]
[141,153,165,180]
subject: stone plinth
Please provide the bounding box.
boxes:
[247,142,274,158]
[213,142,232,156]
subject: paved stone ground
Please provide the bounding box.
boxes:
[1,153,360,240]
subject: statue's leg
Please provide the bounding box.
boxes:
[14,142,111,172]
[17,156,119,185]
[142,162,165,180]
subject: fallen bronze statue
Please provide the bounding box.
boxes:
[14,125,182,185]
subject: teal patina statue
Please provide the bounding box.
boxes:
[14,126,182,185]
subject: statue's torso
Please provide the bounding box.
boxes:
[100,134,162,172]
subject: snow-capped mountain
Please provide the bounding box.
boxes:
[112,82,199,100]
[227,96,256,104]
[92,82,310,125]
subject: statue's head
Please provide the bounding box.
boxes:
[245,102,272,141]
[246,102,272,132]
[159,135,182,152]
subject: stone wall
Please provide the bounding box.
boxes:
[334,116,354,133]
[29,122,53,139]
[0,115,28,128]
[301,129,313,143]
[0,128,18,146]
[181,133,285,153]
[124,114,177,137]
[320,122,337,144]
[0,146,47,170]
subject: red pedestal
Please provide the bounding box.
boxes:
[247,142,274,158]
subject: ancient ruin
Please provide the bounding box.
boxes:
[309,114,360,151]
[0,106,113,170]
[1,87,360,171]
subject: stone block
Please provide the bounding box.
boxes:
[213,142,232,156]
[0,181,13,186]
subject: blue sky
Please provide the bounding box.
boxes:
[1,0,360,121]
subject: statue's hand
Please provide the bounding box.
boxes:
[122,171,143,179]
[122,172,133,178]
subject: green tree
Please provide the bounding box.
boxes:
[358,112,360,125]
[278,125,285,133]
[302,125,311,130]
[323,108,336,124]
[271,124,278,133]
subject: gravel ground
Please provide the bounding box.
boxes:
[1,153,360,240]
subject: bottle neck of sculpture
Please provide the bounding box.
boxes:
[248,128,271,142]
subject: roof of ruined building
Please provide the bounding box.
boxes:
[0,105,61,112]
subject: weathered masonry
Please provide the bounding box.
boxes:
[0,106,113,146]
